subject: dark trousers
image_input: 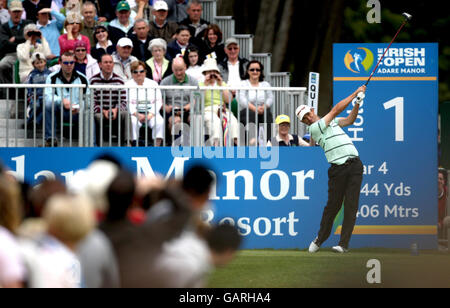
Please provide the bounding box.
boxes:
[316,157,363,249]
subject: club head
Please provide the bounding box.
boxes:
[402,12,413,21]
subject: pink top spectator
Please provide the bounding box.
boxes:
[58,34,91,56]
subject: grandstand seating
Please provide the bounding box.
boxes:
[0,0,308,147]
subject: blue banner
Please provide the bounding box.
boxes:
[0,142,438,249]
[333,43,438,249]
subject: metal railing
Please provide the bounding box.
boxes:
[0,84,307,148]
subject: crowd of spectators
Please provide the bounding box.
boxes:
[0,0,308,147]
[0,156,242,288]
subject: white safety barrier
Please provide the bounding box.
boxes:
[0,84,307,148]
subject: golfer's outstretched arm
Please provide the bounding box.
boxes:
[322,86,366,127]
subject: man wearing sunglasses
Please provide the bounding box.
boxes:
[218,37,249,117]
[43,52,90,147]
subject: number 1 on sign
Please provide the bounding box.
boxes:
[383,97,404,142]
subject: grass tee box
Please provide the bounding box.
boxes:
[208,249,450,288]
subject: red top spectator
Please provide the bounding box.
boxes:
[58,12,91,56]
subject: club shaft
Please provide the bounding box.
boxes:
[365,21,407,86]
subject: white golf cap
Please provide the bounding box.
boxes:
[296,105,311,122]
[117,37,133,47]
[153,0,168,11]
[9,0,23,12]
[201,58,220,74]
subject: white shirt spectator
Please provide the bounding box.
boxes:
[226,60,241,89]
[0,226,26,287]
[19,234,83,288]
[152,231,212,288]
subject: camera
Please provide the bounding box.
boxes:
[28,31,41,37]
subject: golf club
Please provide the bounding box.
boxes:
[364,12,413,87]
[355,12,412,102]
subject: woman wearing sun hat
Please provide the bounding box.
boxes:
[199,58,239,146]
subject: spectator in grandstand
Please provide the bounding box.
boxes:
[166,25,197,61]
[438,168,448,239]
[200,58,239,146]
[179,0,209,50]
[44,51,90,147]
[58,12,91,56]
[238,60,274,143]
[164,0,188,23]
[36,8,65,58]
[202,23,226,64]
[148,0,178,43]
[22,0,52,23]
[269,114,310,147]
[0,175,26,288]
[160,56,198,144]
[130,18,154,62]
[107,0,135,45]
[219,37,249,117]
[184,46,204,82]
[25,52,51,127]
[152,223,242,288]
[219,37,249,89]
[90,53,130,147]
[17,23,52,83]
[0,1,32,85]
[145,38,172,83]
[73,40,100,80]
[20,193,96,288]
[126,60,164,147]
[80,1,99,47]
[112,37,138,81]
[0,0,9,24]
[90,23,115,62]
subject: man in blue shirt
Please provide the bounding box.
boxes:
[36,8,65,58]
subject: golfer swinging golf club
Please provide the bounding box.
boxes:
[297,85,366,253]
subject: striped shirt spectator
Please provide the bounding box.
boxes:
[90,72,127,113]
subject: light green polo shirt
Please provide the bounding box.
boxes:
[199,81,228,108]
[308,118,359,165]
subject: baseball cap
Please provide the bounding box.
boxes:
[117,37,133,47]
[225,37,239,48]
[9,0,23,12]
[153,1,168,11]
[116,0,131,11]
[295,105,311,122]
[275,114,291,125]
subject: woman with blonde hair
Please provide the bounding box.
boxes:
[126,60,164,147]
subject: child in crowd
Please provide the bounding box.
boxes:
[26,52,51,126]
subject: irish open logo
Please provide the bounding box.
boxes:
[344,47,374,74]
